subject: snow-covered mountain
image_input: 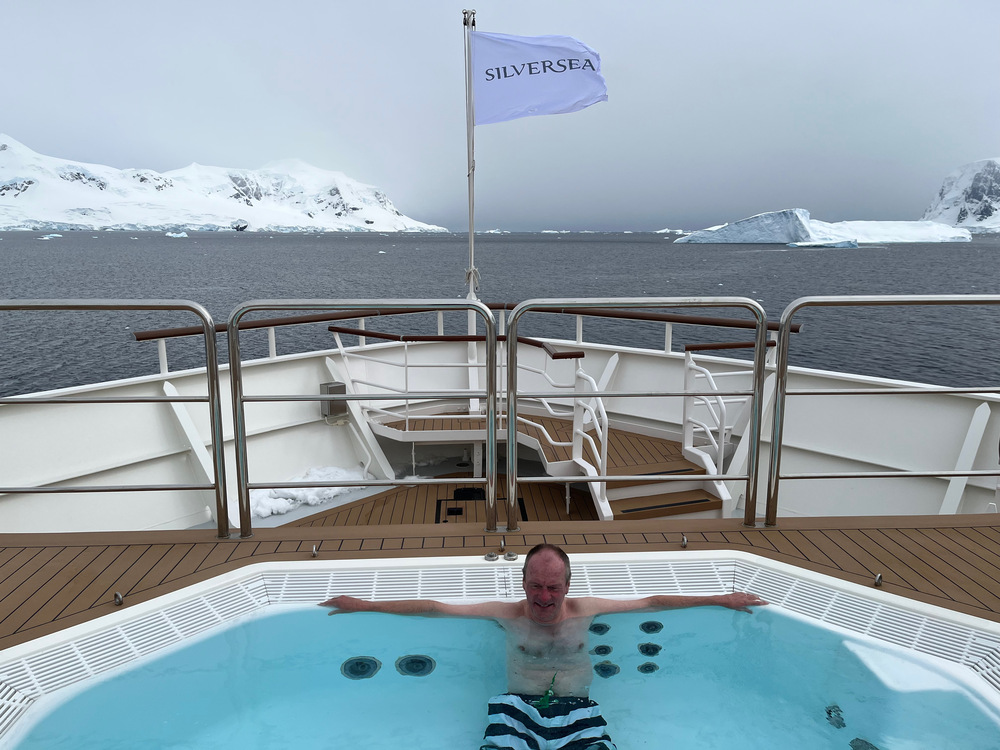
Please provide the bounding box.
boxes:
[922,158,1000,233]
[674,208,970,244]
[0,135,446,232]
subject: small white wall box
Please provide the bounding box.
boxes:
[320,381,347,418]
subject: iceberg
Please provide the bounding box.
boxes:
[674,208,970,244]
[812,220,970,244]
[787,239,858,248]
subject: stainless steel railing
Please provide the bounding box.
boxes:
[0,300,231,538]
[765,294,1000,526]
[505,298,770,530]
[19,294,999,538]
[227,299,497,538]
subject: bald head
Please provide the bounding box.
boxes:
[523,543,571,584]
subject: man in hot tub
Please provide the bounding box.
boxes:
[320,543,765,750]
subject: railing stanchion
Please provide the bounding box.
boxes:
[0,300,230,539]
[484,306,498,532]
[765,294,1000,527]
[741,304,769,527]
[506,309,522,531]
[764,305,795,527]
[509,297,769,529]
[157,339,168,374]
[226,299,498,537]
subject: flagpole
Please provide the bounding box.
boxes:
[462,9,478,303]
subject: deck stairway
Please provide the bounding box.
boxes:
[374,413,724,520]
[325,337,738,522]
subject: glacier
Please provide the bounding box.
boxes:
[674,208,971,244]
[922,158,1000,233]
[0,135,446,233]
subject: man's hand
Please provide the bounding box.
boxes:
[318,595,369,615]
[715,592,768,613]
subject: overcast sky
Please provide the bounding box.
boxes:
[6,0,998,231]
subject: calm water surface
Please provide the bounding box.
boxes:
[1,231,999,394]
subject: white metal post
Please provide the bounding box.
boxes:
[157,339,168,374]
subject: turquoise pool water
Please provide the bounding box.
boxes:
[11,606,1000,748]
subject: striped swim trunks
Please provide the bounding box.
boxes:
[480,693,617,750]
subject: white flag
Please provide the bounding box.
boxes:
[471,31,607,126]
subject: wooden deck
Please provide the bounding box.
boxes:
[382,413,704,475]
[3,512,1000,652]
[286,475,599,527]
[3,417,1000,654]
[381,413,710,518]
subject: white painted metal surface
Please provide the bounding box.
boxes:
[2,332,999,532]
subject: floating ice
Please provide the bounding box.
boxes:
[675,208,971,244]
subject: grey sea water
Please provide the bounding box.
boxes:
[1,231,999,395]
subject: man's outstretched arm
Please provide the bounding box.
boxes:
[319,595,520,620]
[571,592,767,618]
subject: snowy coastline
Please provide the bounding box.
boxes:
[6,134,998,239]
[921,158,1000,233]
[0,135,445,233]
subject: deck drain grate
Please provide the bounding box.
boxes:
[0,682,34,741]
[735,560,1000,673]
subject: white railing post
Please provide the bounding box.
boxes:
[574,369,610,506]
[576,315,583,344]
[157,339,168,374]
[403,342,410,428]
[572,367,586,461]
[682,352,732,469]
[766,330,778,365]
[682,351,694,452]
[267,327,277,359]
[664,322,673,352]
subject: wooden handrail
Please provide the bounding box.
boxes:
[133,303,798,341]
[132,308,433,342]
[684,340,777,352]
[327,326,585,360]
[487,303,800,333]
